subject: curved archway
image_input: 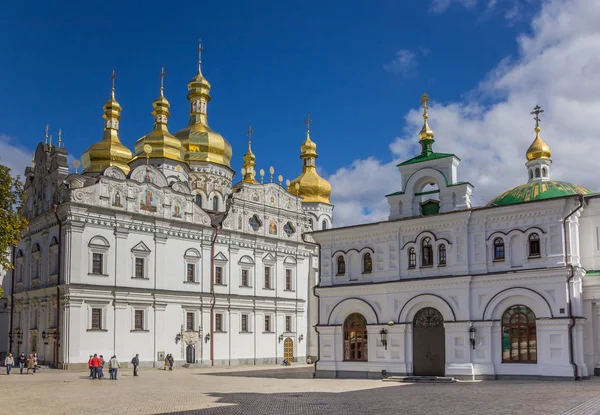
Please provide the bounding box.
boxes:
[398,294,456,323]
[327,298,379,325]
[412,307,446,376]
[483,287,552,320]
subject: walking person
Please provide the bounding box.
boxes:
[33,352,39,373]
[131,354,139,377]
[26,354,35,374]
[168,354,174,371]
[18,353,26,374]
[5,353,14,375]
[98,355,105,379]
[109,355,120,380]
[163,354,169,371]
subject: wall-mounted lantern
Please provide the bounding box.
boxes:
[379,328,388,350]
[175,333,181,344]
[469,325,476,350]
[278,334,284,343]
[299,334,304,342]
[42,330,48,345]
[204,333,211,344]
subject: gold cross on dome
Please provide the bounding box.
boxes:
[531,105,544,128]
[305,113,312,133]
[110,69,116,90]
[197,39,203,66]
[420,93,430,113]
[246,125,254,145]
[159,65,166,91]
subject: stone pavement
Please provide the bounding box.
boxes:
[1,364,599,415]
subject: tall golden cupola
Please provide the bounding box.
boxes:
[133,66,184,162]
[81,70,133,175]
[526,105,552,161]
[174,41,233,169]
[288,114,332,204]
[241,125,258,184]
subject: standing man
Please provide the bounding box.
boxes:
[91,354,100,379]
[18,353,26,374]
[131,354,140,377]
[5,353,14,375]
[109,355,120,380]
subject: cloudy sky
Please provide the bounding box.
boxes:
[1,0,598,227]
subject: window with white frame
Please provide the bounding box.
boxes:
[87,303,108,331]
[31,243,41,280]
[241,269,250,287]
[134,309,145,331]
[214,252,228,285]
[215,313,225,332]
[264,315,272,332]
[285,269,293,291]
[16,250,24,282]
[241,314,250,333]
[186,312,195,331]
[49,237,59,276]
[184,248,201,283]
[285,315,293,333]
[238,255,254,288]
[215,266,224,285]
[88,236,110,275]
[92,308,102,330]
[264,266,272,289]
[131,242,151,279]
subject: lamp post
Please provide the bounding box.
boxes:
[469,325,476,350]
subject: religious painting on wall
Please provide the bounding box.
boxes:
[249,215,261,231]
[140,187,157,212]
[144,168,152,183]
[270,195,276,205]
[112,191,123,207]
[173,204,182,218]
[269,220,277,235]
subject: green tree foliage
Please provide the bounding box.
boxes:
[0,163,28,296]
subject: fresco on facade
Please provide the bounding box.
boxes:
[112,191,123,207]
[140,187,157,212]
[173,204,182,218]
[269,220,277,235]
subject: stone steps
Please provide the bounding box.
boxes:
[383,376,457,383]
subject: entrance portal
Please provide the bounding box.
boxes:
[283,338,294,362]
[412,307,445,376]
[186,344,195,364]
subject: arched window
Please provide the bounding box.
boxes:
[542,167,547,177]
[336,256,345,275]
[421,237,433,266]
[438,244,447,266]
[502,305,537,363]
[195,194,202,207]
[408,248,416,268]
[529,169,533,180]
[212,196,219,211]
[528,233,541,257]
[322,220,327,230]
[309,218,313,230]
[493,238,505,261]
[343,313,368,361]
[535,168,540,178]
[363,253,372,273]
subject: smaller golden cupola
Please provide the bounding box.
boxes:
[288,114,332,204]
[241,125,258,184]
[81,70,133,175]
[133,66,184,162]
[526,105,552,161]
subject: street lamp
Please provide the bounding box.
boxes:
[204,333,211,344]
[16,329,23,345]
[278,334,284,343]
[469,325,476,350]
[298,334,304,342]
[379,328,388,350]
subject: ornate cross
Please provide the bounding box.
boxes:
[305,113,312,133]
[246,125,253,146]
[159,65,166,91]
[420,93,430,115]
[531,105,544,128]
[110,69,116,91]
[197,39,203,68]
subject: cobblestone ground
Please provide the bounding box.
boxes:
[1,365,599,415]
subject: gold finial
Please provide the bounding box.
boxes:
[305,113,312,136]
[159,65,166,96]
[246,125,254,151]
[31,152,35,168]
[278,175,283,185]
[269,166,274,183]
[45,124,49,145]
[197,39,203,73]
[58,129,62,148]
[49,135,53,148]
[294,182,300,196]
[143,144,152,165]
[259,168,265,184]
[110,69,116,99]
[420,93,430,118]
[418,93,435,143]
[531,104,544,132]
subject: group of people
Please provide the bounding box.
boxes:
[163,353,174,371]
[88,354,130,380]
[4,352,39,375]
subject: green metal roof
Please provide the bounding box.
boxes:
[487,180,593,207]
[397,152,457,167]
[585,270,600,277]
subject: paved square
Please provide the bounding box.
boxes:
[1,365,599,414]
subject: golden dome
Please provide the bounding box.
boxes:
[418,93,435,141]
[288,126,332,204]
[174,43,232,169]
[133,67,184,162]
[81,72,133,175]
[241,125,258,184]
[526,126,551,161]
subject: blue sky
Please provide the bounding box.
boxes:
[3,0,599,226]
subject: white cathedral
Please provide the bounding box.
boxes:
[0,49,334,369]
[312,96,600,380]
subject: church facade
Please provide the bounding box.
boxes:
[312,96,600,380]
[0,48,333,369]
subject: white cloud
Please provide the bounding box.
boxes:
[0,135,32,178]
[329,0,600,227]
[430,0,478,14]
[383,50,418,76]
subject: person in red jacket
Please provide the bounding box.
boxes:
[88,355,93,378]
[91,354,101,379]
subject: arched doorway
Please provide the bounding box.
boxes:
[186,344,195,364]
[412,307,445,376]
[283,337,294,362]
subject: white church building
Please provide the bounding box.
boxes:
[0,48,334,369]
[312,96,600,380]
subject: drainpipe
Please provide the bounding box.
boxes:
[563,194,584,380]
[53,204,62,369]
[209,228,218,367]
[9,246,16,353]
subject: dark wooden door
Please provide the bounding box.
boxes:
[186,344,195,363]
[413,307,445,376]
[284,338,294,362]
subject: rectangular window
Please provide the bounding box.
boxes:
[264,267,271,289]
[186,312,195,331]
[92,308,102,330]
[285,316,292,333]
[241,314,249,332]
[215,313,223,332]
[215,266,223,285]
[134,310,144,330]
[186,264,195,282]
[285,269,292,290]
[241,269,249,287]
[92,253,103,274]
[264,315,271,332]
[135,258,144,278]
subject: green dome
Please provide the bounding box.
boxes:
[488,181,594,207]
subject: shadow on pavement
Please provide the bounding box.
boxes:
[200,366,314,379]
